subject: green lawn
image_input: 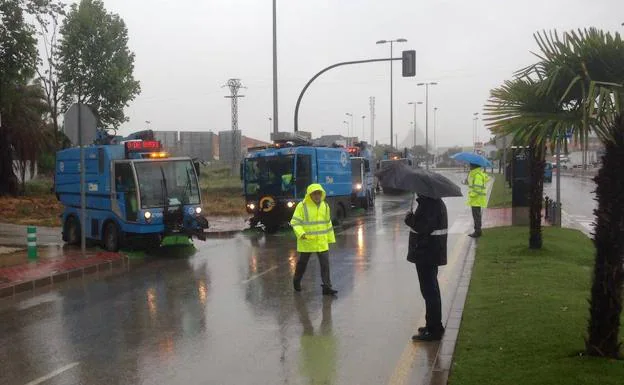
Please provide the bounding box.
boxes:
[488,173,512,208]
[450,227,624,385]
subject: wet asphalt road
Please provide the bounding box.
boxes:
[543,174,596,235]
[0,171,476,385]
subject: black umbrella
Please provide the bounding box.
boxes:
[375,162,463,199]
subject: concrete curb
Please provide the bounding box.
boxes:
[428,239,476,385]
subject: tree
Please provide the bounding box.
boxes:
[485,77,580,249]
[488,28,624,358]
[8,83,53,191]
[57,0,140,130]
[35,2,66,150]
[0,0,39,195]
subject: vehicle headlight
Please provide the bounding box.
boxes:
[287,201,295,208]
[144,211,152,220]
[195,207,202,215]
[247,203,256,210]
[355,183,363,190]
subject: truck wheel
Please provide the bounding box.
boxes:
[362,195,370,210]
[103,222,120,252]
[333,204,346,226]
[65,216,80,245]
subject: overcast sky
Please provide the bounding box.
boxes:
[58,0,624,147]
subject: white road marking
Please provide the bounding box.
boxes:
[24,362,80,385]
[241,266,279,284]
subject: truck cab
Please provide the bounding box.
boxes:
[55,138,209,251]
[242,141,352,233]
[347,143,375,209]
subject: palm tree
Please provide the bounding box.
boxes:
[485,77,580,249]
[0,81,50,194]
[511,28,624,358]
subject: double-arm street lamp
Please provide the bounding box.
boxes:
[345,112,354,145]
[376,38,408,148]
[408,101,423,148]
[417,82,438,169]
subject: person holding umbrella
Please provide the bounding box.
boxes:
[467,163,489,238]
[376,163,460,341]
[450,152,492,238]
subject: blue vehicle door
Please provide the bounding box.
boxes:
[113,162,138,222]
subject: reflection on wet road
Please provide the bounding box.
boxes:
[0,171,475,385]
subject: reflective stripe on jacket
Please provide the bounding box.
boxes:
[467,168,489,207]
[290,184,336,252]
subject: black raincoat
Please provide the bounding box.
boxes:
[405,196,448,266]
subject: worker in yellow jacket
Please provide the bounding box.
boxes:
[467,164,489,238]
[290,184,338,296]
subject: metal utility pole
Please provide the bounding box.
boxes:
[223,78,246,131]
[223,79,246,175]
[376,38,408,148]
[556,136,562,226]
[272,0,279,134]
[369,97,376,145]
[417,82,438,169]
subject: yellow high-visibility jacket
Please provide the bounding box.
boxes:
[290,184,336,252]
[467,168,489,207]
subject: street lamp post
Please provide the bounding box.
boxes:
[268,117,272,133]
[417,82,438,169]
[408,101,423,149]
[342,121,349,142]
[361,115,366,142]
[272,0,278,135]
[376,38,407,148]
[345,112,354,145]
[433,107,438,162]
[473,112,479,152]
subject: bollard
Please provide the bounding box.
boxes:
[27,226,37,261]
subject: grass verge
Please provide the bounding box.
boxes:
[488,173,512,208]
[450,226,624,385]
[199,165,247,217]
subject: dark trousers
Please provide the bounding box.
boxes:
[294,251,332,288]
[416,263,443,332]
[471,206,482,234]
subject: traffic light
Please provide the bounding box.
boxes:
[402,50,416,77]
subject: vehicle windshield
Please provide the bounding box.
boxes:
[134,160,201,208]
[244,155,294,197]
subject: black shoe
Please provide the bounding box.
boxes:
[468,231,482,238]
[293,281,301,292]
[412,329,443,341]
[322,287,338,296]
[416,325,444,335]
